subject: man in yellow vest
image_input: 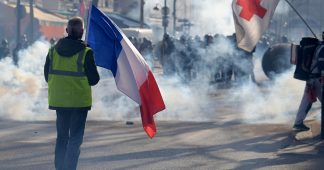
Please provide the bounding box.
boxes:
[44,17,100,170]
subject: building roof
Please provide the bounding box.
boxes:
[30,6,67,24]
[105,12,150,29]
[7,2,67,24]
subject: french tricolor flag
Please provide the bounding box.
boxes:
[86,5,165,138]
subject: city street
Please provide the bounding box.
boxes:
[1,0,324,170]
[0,113,323,169]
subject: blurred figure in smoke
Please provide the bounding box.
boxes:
[139,38,153,55]
[194,35,203,48]
[186,37,200,81]
[212,34,233,85]
[176,35,195,82]
[203,34,215,81]
[231,33,256,83]
[12,35,30,66]
[12,43,21,66]
[0,39,10,60]
[160,33,176,75]
[281,35,288,43]
[50,38,57,47]
[204,34,214,47]
[139,37,153,68]
[129,36,140,50]
[44,17,100,170]
[21,34,29,49]
[190,35,204,79]
[213,58,233,84]
[204,34,234,85]
[254,35,270,59]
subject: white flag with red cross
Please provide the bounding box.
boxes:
[232,0,280,52]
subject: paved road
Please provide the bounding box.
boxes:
[0,119,323,170]
[1,77,323,169]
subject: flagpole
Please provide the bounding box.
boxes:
[284,0,318,39]
[85,2,93,42]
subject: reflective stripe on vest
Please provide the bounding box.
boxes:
[49,48,86,77]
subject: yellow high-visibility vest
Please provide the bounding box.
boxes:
[48,47,92,108]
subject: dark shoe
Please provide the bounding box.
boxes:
[293,123,310,131]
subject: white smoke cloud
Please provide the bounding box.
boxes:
[143,0,235,38]
[0,31,310,126]
[89,74,213,122]
[18,40,49,77]
[155,76,212,121]
[233,69,304,123]
[91,71,139,121]
[275,0,290,15]
[0,0,311,131]
[0,39,51,121]
[190,0,235,36]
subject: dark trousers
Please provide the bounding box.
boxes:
[55,109,88,170]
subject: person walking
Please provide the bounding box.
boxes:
[293,78,321,131]
[293,34,324,131]
[0,39,10,59]
[44,17,100,170]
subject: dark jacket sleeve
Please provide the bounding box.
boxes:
[84,50,100,86]
[44,52,50,83]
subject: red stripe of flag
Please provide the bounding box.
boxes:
[139,71,165,138]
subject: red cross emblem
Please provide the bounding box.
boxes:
[237,0,267,21]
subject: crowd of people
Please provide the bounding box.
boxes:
[0,32,276,86]
[0,31,271,86]
[128,33,257,85]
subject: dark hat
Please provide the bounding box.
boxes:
[1,39,8,46]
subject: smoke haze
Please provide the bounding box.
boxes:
[0,1,314,125]
[0,39,51,121]
[234,70,304,124]
[0,38,307,125]
[190,0,234,36]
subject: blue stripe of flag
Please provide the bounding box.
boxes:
[87,5,123,77]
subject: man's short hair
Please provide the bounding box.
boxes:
[67,17,84,38]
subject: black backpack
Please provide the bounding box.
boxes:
[293,37,319,81]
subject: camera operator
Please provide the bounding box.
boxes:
[293,32,324,131]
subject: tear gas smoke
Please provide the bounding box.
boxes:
[275,0,290,15]
[0,0,313,124]
[190,0,234,36]
[144,0,235,36]
[0,38,309,125]
[0,39,51,121]
[233,70,304,124]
